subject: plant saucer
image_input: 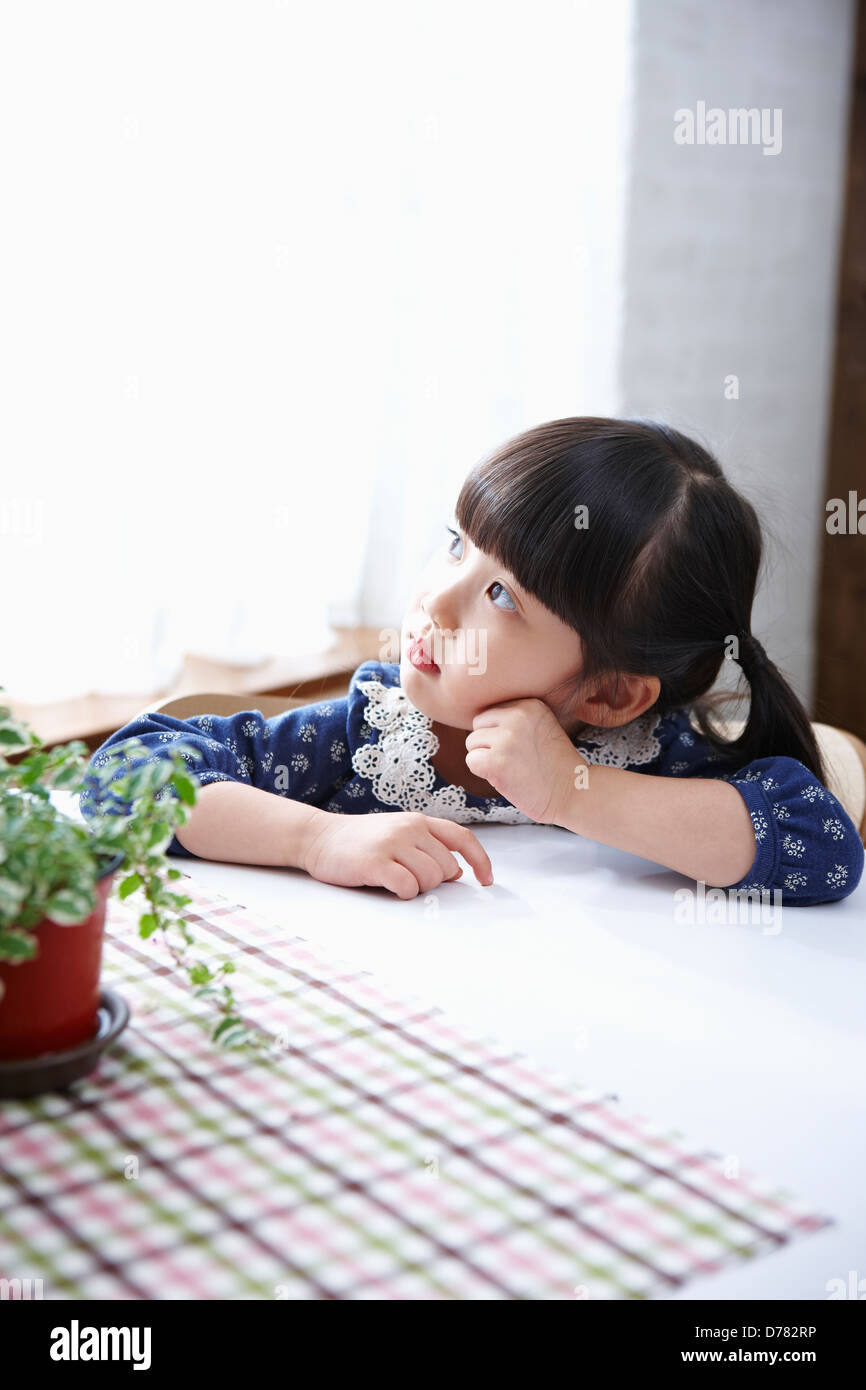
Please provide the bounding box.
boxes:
[0,989,130,1100]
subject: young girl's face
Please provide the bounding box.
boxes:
[399,523,585,733]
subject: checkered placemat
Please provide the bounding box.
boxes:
[0,875,832,1299]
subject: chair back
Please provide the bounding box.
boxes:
[146,692,312,720]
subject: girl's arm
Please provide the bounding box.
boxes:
[466,696,862,905]
[551,753,865,905]
[79,695,352,857]
[553,764,759,887]
[173,780,330,868]
[176,782,494,895]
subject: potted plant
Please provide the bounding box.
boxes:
[0,692,265,1093]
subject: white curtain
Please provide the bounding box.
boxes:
[0,0,631,702]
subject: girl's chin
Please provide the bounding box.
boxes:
[400,658,440,703]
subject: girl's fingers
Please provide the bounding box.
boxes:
[464,730,493,751]
[393,847,451,896]
[416,834,464,884]
[424,818,494,885]
[378,861,423,900]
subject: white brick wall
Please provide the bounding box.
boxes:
[620,0,856,707]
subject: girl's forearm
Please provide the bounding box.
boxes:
[174,780,330,869]
[553,764,758,887]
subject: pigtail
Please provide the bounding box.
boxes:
[692,632,828,786]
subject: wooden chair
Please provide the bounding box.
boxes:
[144,691,314,720]
[138,690,866,849]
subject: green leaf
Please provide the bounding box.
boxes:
[116,867,142,900]
[52,761,87,789]
[139,913,159,938]
[192,984,221,1000]
[171,773,197,806]
[0,723,35,750]
[148,822,171,849]
[118,872,143,899]
[16,751,51,783]
[213,1015,245,1042]
[0,875,27,915]
[0,927,38,961]
[214,1024,251,1049]
[44,888,97,925]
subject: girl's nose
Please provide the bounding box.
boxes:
[421,598,452,634]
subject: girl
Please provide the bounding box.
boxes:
[80,417,865,906]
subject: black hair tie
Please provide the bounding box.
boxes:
[735,629,769,677]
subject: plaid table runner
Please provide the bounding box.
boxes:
[0,875,832,1300]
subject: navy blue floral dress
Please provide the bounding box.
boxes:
[79,660,864,906]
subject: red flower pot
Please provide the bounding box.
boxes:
[0,853,123,1062]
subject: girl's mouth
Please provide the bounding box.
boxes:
[407,636,440,674]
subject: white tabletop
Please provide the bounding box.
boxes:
[61,794,866,1300]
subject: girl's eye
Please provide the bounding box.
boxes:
[444,528,517,611]
[488,581,517,611]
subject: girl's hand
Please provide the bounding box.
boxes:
[300,810,494,899]
[465,698,588,826]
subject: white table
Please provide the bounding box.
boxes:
[62,794,866,1300]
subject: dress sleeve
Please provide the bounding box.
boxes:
[648,709,864,905]
[78,695,351,858]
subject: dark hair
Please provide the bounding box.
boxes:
[455,416,827,784]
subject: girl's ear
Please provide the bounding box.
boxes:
[569,673,661,730]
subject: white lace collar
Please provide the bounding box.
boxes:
[572,710,665,768]
[350,677,535,824]
[349,676,665,824]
